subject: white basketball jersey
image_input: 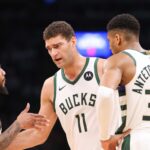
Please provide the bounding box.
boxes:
[121,50,150,131]
[54,57,101,150]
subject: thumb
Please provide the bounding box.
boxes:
[22,103,30,113]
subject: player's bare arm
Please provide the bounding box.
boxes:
[99,53,133,150]
[100,52,136,88]
[0,120,21,150]
[97,58,105,79]
[0,103,49,150]
[100,54,122,89]
[6,76,57,150]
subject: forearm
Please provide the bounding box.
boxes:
[6,111,57,150]
[0,120,21,150]
[97,86,115,140]
[6,128,47,150]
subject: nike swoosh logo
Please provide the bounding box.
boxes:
[59,85,66,91]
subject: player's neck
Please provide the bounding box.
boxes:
[124,41,144,52]
[63,55,86,80]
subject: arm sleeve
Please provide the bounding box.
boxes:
[96,86,116,140]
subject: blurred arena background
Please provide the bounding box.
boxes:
[0,0,150,149]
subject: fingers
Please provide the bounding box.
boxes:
[32,120,50,131]
[33,124,46,131]
[33,116,50,126]
[116,129,131,140]
[101,129,131,150]
[22,103,30,113]
[29,113,47,118]
[115,129,131,146]
[122,129,131,138]
[35,119,50,126]
[29,114,50,129]
[20,115,50,129]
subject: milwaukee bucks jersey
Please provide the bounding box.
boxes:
[53,57,102,150]
[117,50,150,150]
[122,50,150,130]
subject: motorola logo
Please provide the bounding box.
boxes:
[84,71,93,81]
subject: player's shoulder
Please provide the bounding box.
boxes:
[41,75,55,102]
[104,52,132,69]
[96,58,106,66]
[95,58,106,78]
[88,57,106,68]
[111,50,133,61]
[43,75,55,89]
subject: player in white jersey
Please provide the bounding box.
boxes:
[54,57,102,150]
[96,13,150,150]
[6,21,122,150]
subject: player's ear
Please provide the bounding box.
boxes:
[71,36,76,47]
[115,33,121,46]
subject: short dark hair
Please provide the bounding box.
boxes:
[43,21,75,41]
[107,13,140,37]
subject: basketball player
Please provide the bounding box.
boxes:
[97,13,150,150]
[6,21,121,150]
[0,66,50,149]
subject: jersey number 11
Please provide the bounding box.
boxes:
[75,113,87,133]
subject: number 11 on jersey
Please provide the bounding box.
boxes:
[75,113,87,133]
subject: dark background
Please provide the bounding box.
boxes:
[0,0,150,149]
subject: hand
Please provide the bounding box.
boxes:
[16,103,50,130]
[101,129,131,150]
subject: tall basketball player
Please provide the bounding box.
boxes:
[6,21,121,150]
[97,13,150,150]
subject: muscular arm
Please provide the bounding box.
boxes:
[97,55,122,139]
[0,121,21,150]
[100,56,122,89]
[100,53,135,88]
[97,54,132,149]
[6,77,57,150]
[0,102,49,150]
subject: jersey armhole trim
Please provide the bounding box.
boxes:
[53,73,57,112]
[122,51,136,66]
[94,58,100,84]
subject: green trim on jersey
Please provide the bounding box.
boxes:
[122,51,136,66]
[94,58,100,84]
[115,116,127,134]
[117,85,127,134]
[122,134,130,150]
[121,105,127,111]
[53,73,57,112]
[61,58,89,85]
[145,89,150,94]
[118,85,126,96]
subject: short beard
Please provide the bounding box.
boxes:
[0,86,9,95]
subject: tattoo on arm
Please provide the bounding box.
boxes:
[0,120,21,150]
